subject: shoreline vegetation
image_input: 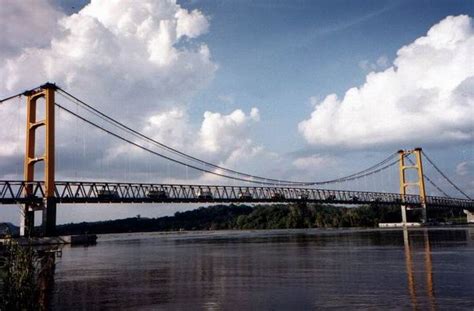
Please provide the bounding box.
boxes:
[0,241,55,310]
[55,204,467,236]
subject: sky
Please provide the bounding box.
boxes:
[0,0,473,224]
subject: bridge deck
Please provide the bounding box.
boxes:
[1,181,473,209]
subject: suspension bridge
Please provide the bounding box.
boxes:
[0,83,473,236]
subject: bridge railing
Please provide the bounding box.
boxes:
[0,180,473,209]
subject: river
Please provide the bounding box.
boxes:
[49,227,474,310]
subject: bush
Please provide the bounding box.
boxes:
[0,241,55,311]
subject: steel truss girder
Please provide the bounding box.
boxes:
[0,180,473,209]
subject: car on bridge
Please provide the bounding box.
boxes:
[238,191,252,200]
[197,190,213,200]
[271,192,285,200]
[97,189,119,199]
[370,197,381,203]
[146,189,168,199]
[298,193,309,200]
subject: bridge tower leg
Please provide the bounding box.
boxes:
[399,148,427,225]
[20,83,57,237]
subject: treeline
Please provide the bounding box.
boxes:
[235,204,401,229]
[57,205,253,235]
[57,203,465,235]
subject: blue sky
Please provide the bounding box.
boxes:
[184,0,474,151]
[0,0,473,224]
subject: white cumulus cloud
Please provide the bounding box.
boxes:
[456,160,473,176]
[142,106,261,159]
[106,106,263,180]
[144,108,190,150]
[299,15,474,148]
[0,0,217,116]
[0,0,265,182]
[292,154,335,171]
[198,108,260,154]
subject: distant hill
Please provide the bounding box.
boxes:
[56,203,464,236]
[57,204,254,235]
[3,204,466,237]
[0,223,19,236]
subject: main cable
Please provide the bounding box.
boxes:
[0,83,48,104]
[57,87,398,185]
[56,103,300,186]
[56,102,400,186]
[0,93,23,104]
[405,156,450,197]
[422,151,471,200]
[335,158,401,184]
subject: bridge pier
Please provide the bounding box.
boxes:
[401,205,408,225]
[20,200,57,237]
[42,199,57,236]
[464,210,474,224]
[20,206,35,237]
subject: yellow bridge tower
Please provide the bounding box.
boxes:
[399,148,427,225]
[20,83,57,236]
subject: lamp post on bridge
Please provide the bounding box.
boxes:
[20,83,57,237]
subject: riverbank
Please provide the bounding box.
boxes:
[55,204,467,236]
[0,234,97,247]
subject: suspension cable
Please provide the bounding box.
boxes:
[56,102,400,186]
[335,158,401,184]
[0,84,408,187]
[0,83,45,104]
[0,93,23,104]
[405,157,450,197]
[422,151,471,200]
[55,103,298,186]
[56,87,398,185]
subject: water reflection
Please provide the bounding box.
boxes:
[37,249,57,309]
[423,230,436,310]
[403,229,437,310]
[403,229,417,308]
[32,228,474,309]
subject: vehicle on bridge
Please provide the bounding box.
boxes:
[97,189,119,199]
[298,193,309,200]
[239,191,252,200]
[351,196,359,202]
[197,189,213,200]
[146,189,168,199]
[325,194,337,202]
[271,192,285,200]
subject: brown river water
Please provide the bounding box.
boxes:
[47,227,474,310]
